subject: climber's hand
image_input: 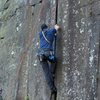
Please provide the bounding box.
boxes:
[54,24,60,31]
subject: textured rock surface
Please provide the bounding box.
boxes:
[0,0,100,100]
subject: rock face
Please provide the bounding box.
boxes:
[0,0,100,100]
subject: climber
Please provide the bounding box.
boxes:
[37,23,60,95]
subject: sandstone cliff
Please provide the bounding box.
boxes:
[0,0,100,100]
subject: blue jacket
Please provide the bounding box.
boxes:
[39,28,56,50]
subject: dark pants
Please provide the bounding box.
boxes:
[38,50,57,92]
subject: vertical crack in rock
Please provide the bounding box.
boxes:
[0,0,100,100]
